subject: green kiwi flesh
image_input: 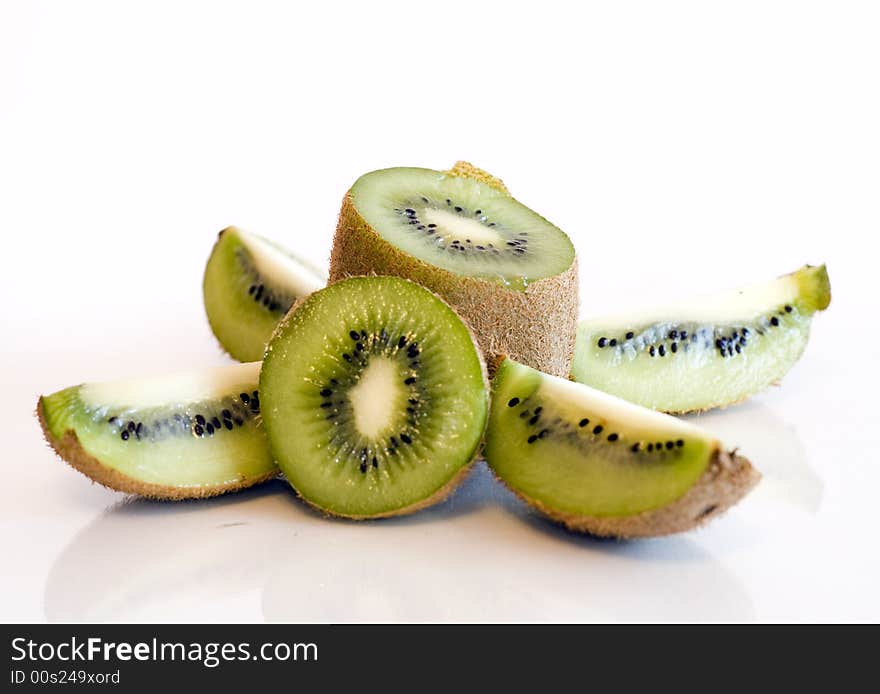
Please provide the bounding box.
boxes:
[571,265,831,413]
[260,276,489,518]
[485,358,759,537]
[38,362,276,499]
[346,166,574,290]
[203,226,325,362]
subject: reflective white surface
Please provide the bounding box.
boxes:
[2,1,878,622]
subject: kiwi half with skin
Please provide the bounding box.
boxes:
[260,275,489,518]
[485,358,760,538]
[203,226,325,362]
[38,363,276,499]
[329,162,578,377]
[571,265,831,413]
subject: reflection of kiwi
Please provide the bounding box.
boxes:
[37,363,277,499]
[572,265,832,413]
[329,162,578,377]
[203,226,325,362]
[485,358,760,538]
[261,276,489,518]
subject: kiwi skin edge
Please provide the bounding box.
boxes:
[36,398,279,501]
[495,446,760,539]
[262,275,491,520]
[329,178,579,379]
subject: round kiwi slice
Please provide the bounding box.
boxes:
[260,275,489,518]
[203,226,325,362]
[37,362,277,499]
[329,162,578,377]
[571,265,832,413]
[485,358,760,538]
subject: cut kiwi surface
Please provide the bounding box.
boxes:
[485,358,760,538]
[203,226,325,362]
[260,275,489,518]
[38,363,276,499]
[571,265,831,413]
[329,162,579,377]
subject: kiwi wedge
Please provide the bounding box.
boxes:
[329,162,578,377]
[203,226,325,362]
[260,275,489,518]
[485,358,760,538]
[38,363,276,499]
[571,265,831,413]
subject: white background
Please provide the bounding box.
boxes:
[2,1,878,622]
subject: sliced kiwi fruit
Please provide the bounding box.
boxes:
[485,358,760,538]
[571,265,832,413]
[38,362,277,500]
[203,226,325,362]
[328,162,578,377]
[260,275,489,518]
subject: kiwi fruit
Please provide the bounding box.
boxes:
[328,162,578,377]
[485,358,760,538]
[38,362,277,500]
[571,265,832,413]
[260,275,489,518]
[203,226,325,362]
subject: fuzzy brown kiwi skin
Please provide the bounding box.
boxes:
[496,447,760,539]
[36,398,278,501]
[262,275,491,520]
[329,193,579,379]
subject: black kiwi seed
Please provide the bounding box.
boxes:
[222,409,231,419]
[108,416,117,424]
[248,285,256,295]
[206,423,215,435]
[609,339,617,347]
[320,388,332,397]
[676,439,684,447]
[234,417,244,426]
[670,342,678,353]
[508,397,520,407]
[598,337,607,347]
[529,414,540,425]
[626,332,634,340]
[211,417,221,429]
[538,429,549,439]
[680,330,688,339]
[372,457,378,468]
[658,345,666,357]
[398,335,407,348]
[631,443,640,452]
[527,435,538,444]
[579,418,589,427]
[343,353,352,362]
[195,415,205,426]
[593,425,603,435]
[649,346,656,357]
[771,316,779,326]
[669,330,678,339]
[240,393,250,405]
[359,462,367,473]
[665,441,674,450]
[785,305,793,313]
[454,206,462,212]
[224,420,233,430]
[194,424,204,437]
[121,430,129,441]
[349,330,360,340]
[520,410,531,418]
[735,344,741,353]
[254,285,264,301]
[404,376,417,385]
[607,433,619,442]
[647,443,654,452]
[400,433,412,445]
[534,406,543,414]
[405,208,415,215]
